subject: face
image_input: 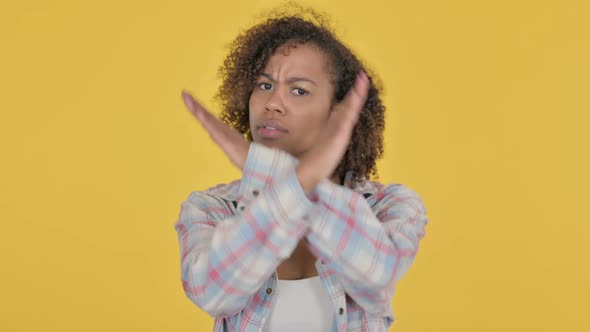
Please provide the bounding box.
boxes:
[248,42,335,158]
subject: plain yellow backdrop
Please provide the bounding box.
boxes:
[1,0,588,331]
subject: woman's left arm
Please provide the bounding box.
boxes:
[199,132,429,316]
[304,180,429,316]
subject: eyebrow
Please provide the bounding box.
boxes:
[259,73,317,86]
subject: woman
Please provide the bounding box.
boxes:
[174,7,429,332]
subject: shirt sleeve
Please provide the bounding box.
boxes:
[173,143,313,317]
[304,179,429,316]
[239,143,428,317]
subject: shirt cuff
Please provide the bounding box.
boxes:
[254,167,315,230]
[244,142,299,176]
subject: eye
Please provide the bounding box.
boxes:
[258,82,272,90]
[292,88,308,96]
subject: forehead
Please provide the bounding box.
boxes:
[262,42,331,78]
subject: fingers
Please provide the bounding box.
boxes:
[348,70,370,109]
[182,89,239,143]
[182,89,227,146]
[336,70,370,112]
[182,90,206,122]
[181,89,249,170]
[332,71,369,126]
[181,89,220,132]
[354,70,370,101]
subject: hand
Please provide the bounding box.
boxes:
[296,71,370,193]
[181,90,250,170]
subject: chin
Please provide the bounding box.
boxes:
[253,139,294,155]
[253,137,277,147]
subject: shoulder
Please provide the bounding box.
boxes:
[179,180,242,223]
[185,179,241,206]
[356,180,427,214]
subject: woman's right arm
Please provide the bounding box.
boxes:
[174,143,313,317]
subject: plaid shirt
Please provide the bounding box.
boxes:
[174,142,429,332]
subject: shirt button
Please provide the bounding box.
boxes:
[239,205,245,211]
[266,288,273,294]
[252,190,259,197]
[339,307,344,315]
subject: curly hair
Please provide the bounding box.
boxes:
[215,5,386,188]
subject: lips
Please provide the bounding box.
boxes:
[256,120,288,139]
[257,120,287,132]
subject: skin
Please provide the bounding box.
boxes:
[248,42,335,160]
[181,41,369,279]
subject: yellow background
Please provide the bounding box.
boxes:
[1,0,588,331]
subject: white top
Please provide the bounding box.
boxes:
[262,276,334,332]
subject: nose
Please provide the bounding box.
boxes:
[265,89,286,115]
